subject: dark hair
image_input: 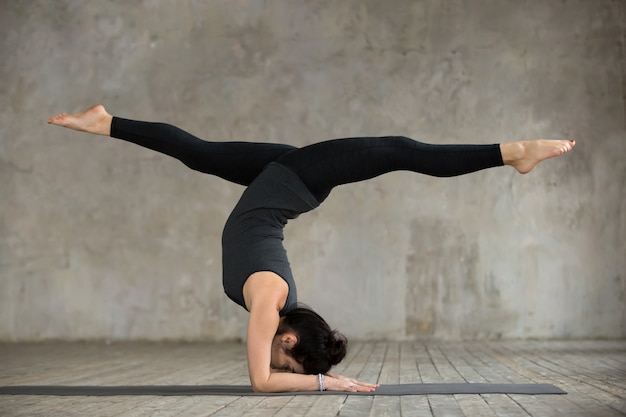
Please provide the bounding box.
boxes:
[277,306,347,374]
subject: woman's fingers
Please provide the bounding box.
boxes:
[325,374,379,392]
[343,379,377,392]
[349,377,379,388]
[351,382,376,392]
[354,381,379,392]
[331,373,379,387]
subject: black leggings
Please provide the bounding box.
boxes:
[110,117,504,201]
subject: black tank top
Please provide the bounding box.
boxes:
[221,162,320,315]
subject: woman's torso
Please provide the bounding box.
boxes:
[221,162,320,315]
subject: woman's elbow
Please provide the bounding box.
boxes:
[250,377,271,393]
[252,382,277,393]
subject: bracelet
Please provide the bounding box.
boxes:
[317,373,325,391]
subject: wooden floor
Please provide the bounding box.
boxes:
[0,340,624,417]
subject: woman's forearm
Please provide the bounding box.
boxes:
[252,372,320,393]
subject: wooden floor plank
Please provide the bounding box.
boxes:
[493,341,626,417]
[399,342,432,417]
[486,342,596,417]
[300,396,348,417]
[461,342,589,417]
[337,341,385,416]
[438,344,502,417]
[272,396,320,417]
[369,342,401,417]
[440,342,528,417]
[334,342,371,382]
[232,396,297,417]
[416,343,466,417]
[525,340,626,396]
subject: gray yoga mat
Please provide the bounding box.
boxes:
[0,383,566,396]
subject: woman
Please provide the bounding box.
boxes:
[48,105,574,392]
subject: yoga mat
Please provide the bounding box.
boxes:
[0,383,566,396]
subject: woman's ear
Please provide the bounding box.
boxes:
[280,333,298,348]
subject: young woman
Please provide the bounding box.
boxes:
[48,105,575,393]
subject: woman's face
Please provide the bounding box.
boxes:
[270,333,305,374]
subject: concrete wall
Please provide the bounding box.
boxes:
[1,0,624,341]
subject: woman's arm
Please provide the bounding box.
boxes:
[243,272,377,393]
[244,272,319,392]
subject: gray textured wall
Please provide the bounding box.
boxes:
[1,1,624,342]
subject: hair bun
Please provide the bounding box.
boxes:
[326,330,348,365]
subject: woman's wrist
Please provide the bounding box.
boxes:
[317,373,325,391]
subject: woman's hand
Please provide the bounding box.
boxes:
[324,373,379,392]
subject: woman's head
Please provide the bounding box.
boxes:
[272,306,347,374]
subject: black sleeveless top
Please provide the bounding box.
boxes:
[221,162,320,315]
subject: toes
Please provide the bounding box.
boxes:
[48,113,67,125]
[560,140,573,154]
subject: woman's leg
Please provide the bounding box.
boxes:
[109,117,296,186]
[277,136,575,201]
[48,105,297,186]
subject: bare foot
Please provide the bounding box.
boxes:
[501,139,576,174]
[47,104,113,136]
